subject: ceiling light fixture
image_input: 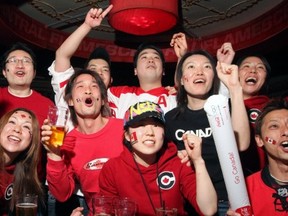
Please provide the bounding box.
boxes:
[108,0,178,36]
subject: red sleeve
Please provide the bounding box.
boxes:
[180,165,203,215]
[98,159,119,197]
[46,157,76,202]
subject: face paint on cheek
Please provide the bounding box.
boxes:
[183,75,189,82]
[76,98,81,102]
[183,72,194,82]
[130,132,138,145]
[265,137,277,145]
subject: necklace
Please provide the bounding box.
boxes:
[270,173,288,184]
[134,158,163,215]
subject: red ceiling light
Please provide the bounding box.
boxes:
[108,0,178,36]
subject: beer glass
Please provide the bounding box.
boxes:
[92,195,114,216]
[16,194,38,216]
[156,207,177,216]
[114,197,137,216]
[47,106,68,147]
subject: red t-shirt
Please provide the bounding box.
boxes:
[47,117,124,214]
[0,87,54,182]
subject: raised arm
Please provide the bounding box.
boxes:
[170,32,188,61]
[216,62,250,151]
[183,133,217,216]
[41,119,76,201]
[216,42,235,97]
[50,6,113,131]
[170,32,188,87]
[55,5,113,72]
[216,42,235,65]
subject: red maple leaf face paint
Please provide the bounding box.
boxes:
[182,75,190,82]
[15,111,31,120]
[11,111,33,136]
[265,137,276,145]
[130,132,138,145]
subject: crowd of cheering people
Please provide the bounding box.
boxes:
[1,4,288,216]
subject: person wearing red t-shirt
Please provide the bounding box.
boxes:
[0,42,54,215]
[227,98,288,216]
[41,69,124,216]
[0,42,54,128]
[46,6,115,215]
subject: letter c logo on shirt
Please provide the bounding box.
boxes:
[157,171,175,190]
[5,183,13,200]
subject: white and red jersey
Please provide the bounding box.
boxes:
[48,61,75,131]
[108,86,176,118]
[48,61,177,124]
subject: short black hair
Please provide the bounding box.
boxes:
[255,98,288,136]
[133,43,165,69]
[1,42,37,71]
[84,47,111,69]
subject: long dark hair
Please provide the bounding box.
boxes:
[236,54,271,95]
[175,50,220,114]
[0,108,43,211]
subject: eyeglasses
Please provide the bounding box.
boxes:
[5,57,33,65]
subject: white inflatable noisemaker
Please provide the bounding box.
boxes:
[204,95,252,216]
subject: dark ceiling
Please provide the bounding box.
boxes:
[4,0,284,40]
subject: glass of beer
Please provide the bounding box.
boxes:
[113,197,137,216]
[47,105,68,147]
[92,195,114,216]
[156,207,177,216]
[16,194,38,216]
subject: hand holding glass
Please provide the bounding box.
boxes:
[47,106,68,147]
